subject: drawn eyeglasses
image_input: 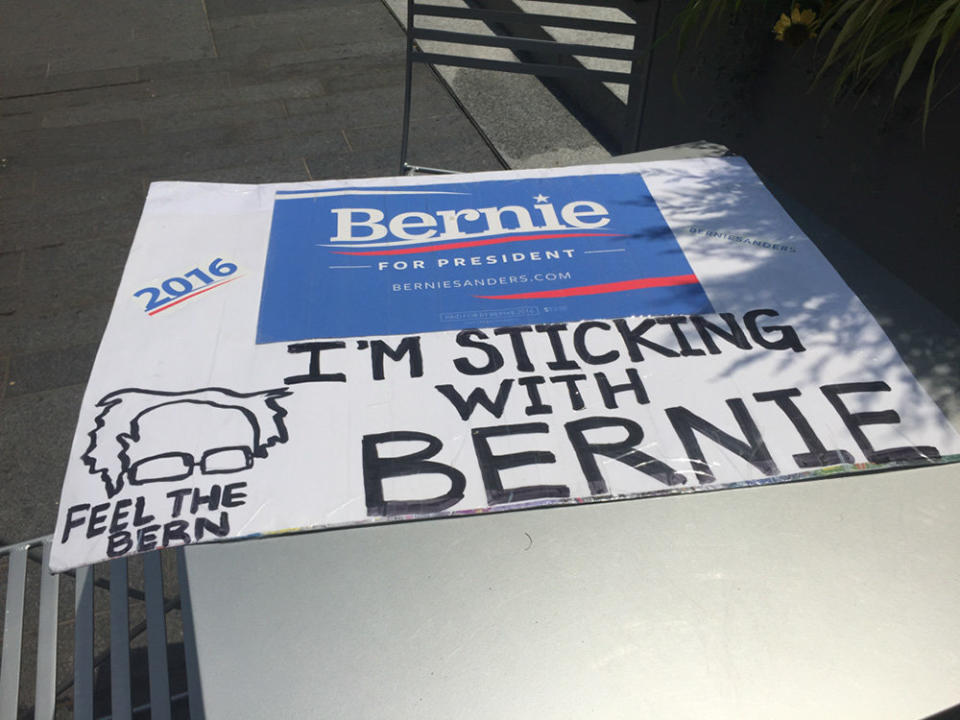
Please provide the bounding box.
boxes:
[128,446,254,484]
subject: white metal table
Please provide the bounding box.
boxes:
[179,146,960,719]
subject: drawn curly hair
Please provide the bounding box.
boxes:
[81,387,291,498]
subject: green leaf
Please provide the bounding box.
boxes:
[934,0,960,61]
[853,0,899,73]
[894,0,954,99]
[817,0,863,36]
[818,0,878,78]
[923,0,960,132]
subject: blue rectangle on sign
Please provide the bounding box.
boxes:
[257,172,712,343]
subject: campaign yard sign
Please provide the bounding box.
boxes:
[51,158,960,571]
[258,173,712,341]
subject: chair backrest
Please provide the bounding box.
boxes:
[0,537,202,720]
[400,0,662,172]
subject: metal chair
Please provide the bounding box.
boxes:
[1,537,203,719]
[398,0,663,174]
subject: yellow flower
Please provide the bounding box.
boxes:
[773,6,818,47]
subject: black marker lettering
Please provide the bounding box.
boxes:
[368,337,423,380]
[86,503,110,538]
[195,512,230,540]
[666,399,779,484]
[573,321,619,365]
[535,324,580,370]
[136,525,161,552]
[62,504,90,543]
[550,374,587,410]
[362,431,466,516]
[109,499,132,533]
[167,488,192,518]
[565,416,685,494]
[656,316,705,357]
[821,381,941,463]
[284,341,347,384]
[594,369,649,409]
[222,482,248,508]
[493,326,535,372]
[517,376,552,416]
[453,330,504,376]
[613,318,679,361]
[107,531,133,557]
[162,519,191,546]
[753,387,853,468]
[471,423,566,505]
[133,497,155,526]
[190,485,222,514]
[435,380,514,421]
[689,313,751,354]
[744,309,805,352]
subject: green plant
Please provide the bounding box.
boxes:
[671,0,960,132]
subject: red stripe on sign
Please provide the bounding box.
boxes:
[332,232,623,256]
[148,276,241,315]
[474,274,701,300]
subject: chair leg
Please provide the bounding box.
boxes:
[74,565,95,720]
[109,559,132,720]
[399,0,416,175]
[624,0,662,153]
[144,552,172,720]
[0,545,28,719]
[35,542,60,720]
[403,164,459,175]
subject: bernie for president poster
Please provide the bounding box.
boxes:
[51,157,960,571]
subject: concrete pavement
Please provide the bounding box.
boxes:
[0,0,507,549]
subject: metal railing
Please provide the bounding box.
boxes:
[399,0,662,173]
[0,537,201,719]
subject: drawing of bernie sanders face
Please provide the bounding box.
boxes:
[82,387,291,498]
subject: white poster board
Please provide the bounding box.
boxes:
[50,158,960,571]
